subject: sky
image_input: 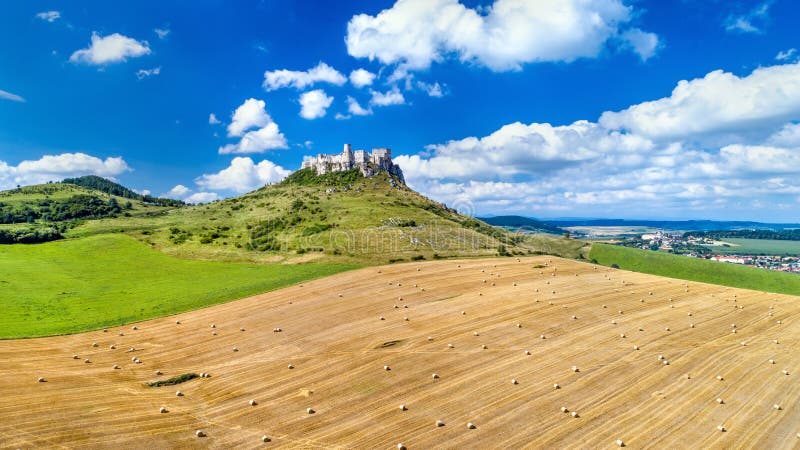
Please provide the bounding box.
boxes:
[1,0,800,220]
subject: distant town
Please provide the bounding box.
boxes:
[619,230,800,274]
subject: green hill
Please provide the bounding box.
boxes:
[65,170,588,264]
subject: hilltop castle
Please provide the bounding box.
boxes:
[301,144,405,183]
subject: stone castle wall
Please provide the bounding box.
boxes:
[301,144,405,183]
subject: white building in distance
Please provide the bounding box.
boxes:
[301,144,405,183]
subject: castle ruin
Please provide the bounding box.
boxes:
[301,144,405,183]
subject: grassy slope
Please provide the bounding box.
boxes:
[0,234,354,338]
[710,238,800,255]
[71,172,569,264]
[589,243,800,295]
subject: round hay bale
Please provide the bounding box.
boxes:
[511,379,518,384]
[38,377,46,383]
[176,320,181,324]
[380,316,385,321]
[262,435,270,442]
[716,398,724,404]
[84,358,91,364]
[432,373,439,379]
[524,350,531,355]
[663,360,670,365]
[176,391,183,396]
[447,343,454,349]
[92,342,98,348]
[113,364,119,369]
[616,439,625,447]
[160,406,168,413]
[553,383,560,389]
[211,324,216,328]
[571,411,579,418]
[782,369,790,375]
[769,359,776,364]
[399,404,406,411]
[249,399,257,406]
[195,429,205,437]
[72,354,79,359]
[384,365,391,371]
[397,443,406,450]
[633,345,639,350]
[717,425,726,432]
[109,345,116,349]
[306,407,315,414]
[427,336,434,341]
[571,366,579,372]
[155,370,162,375]
[232,346,238,352]
[540,335,546,339]
[287,364,294,369]
[436,419,445,427]
[103,328,108,333]
[716,375,724,381]
[240,327,245,332]
[774,404,782,410]
[560,406,568,413]
[132,326,138,330]
[467,422,476,429]
[481,344,487,350]
[473,331,479,336]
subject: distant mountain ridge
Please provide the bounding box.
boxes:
[545,218,800,231]
[478,215,567,235]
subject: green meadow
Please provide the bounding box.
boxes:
[0,234,356,338]
[589,243,800,295]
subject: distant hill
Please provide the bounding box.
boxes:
[544,219,800,232]
[478,215,567,235]
[0,179,180,244]
[63,175,184,207]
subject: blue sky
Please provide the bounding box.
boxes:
[1,0,799,220]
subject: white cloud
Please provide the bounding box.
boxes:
[208,113,221,125]
[724,1,771,34]
[776,48,797,61]
[417,81,444,97]
[347,96,372,116]
[0,153,130,190]
[370,87,405,106]
[299,89,334,119]
[184,192,218,204]
[349,68,377,88]
[263,62,346,91]
[163,184,190,199]
[36,11,60,22]
[395,61,800,219]
[620,28,660,61]
[335,113,351,120]
[599,62,800,141]
[0,89,25,103]
[345,0,656,72]
[226,98,272,137]
[135,67,161,79]
[219,99,288,154]
[70,32,151,65]
[154,28,170,39]
[195,157,290,193]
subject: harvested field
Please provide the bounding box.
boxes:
[1,257,798,448]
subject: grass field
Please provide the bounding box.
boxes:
[710,238,800,255]
[1,257,797,448]
[0,234,355,338]
[589,243,800,295]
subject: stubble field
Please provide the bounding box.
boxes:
[1,257,798,448]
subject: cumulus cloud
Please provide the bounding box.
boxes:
[346,0,657,72]
[0,89,25,103]
[263,62,346,91]
[208,113,221,125]
[195,157,290,193]
[163,184,190,199]
[299,89,334,119]
[347,96,372,116]
[396,61,800,218]
[184,192,219,204]
[417,81,444,97]
[0,153,130,190]
[724,1,771,34]
[36,11,60,22]
[218,98,288,154]
[599,62,800,141]
[70,32,151,65]
[620,28,661,61]
[135,67,161,79]
[349,68,377,88]
[370,87,405,106]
